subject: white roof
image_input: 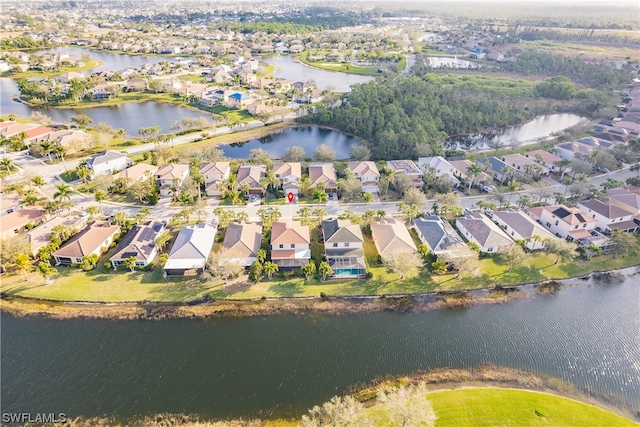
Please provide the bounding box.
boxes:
[164,223,216,270]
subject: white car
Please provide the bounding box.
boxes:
[482,185,497,192]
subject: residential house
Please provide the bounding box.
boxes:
[270,221,311,268]
[455,213,513,253]
[413,215,465,256]
[91,84,111,100]
[554,141,594,160]
[86,151,133,176]
[524,150,565,173]
[370,217,417,258]
[386,160,424,188]
[0,192,23,216]
[34,129,92,154]
[348,161,380,194]
[449,159,491,185]
[112,163,158,183]
[273,162,302,195]
[221,222,262,266]
[607,188,640,221]
[308,163,338,193]
[110,221,165,269]
[480,157,515,184]
[228,92,252,109]
[200,162,230,197]
[23,214,86,256]
[0,208,47,239]
[52,221,120,266]
[321,218,366,278]
[237,165,266,195]
[163,222,217,276]
[417,156,460,186]
[491,209,556,250]
[126,77,147,91]
[576,199,637,233]
[501,154,549,177]
[526,205,598,242]
[155,164,190,197]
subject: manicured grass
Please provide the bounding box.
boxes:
[0,59,102,79]
[298,56,381,76]
[422,388,638,427]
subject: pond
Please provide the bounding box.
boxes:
[2,269,639,422]
[0,78,213,136]
[448,113,589,150]
[34,47,167,74]
[262,55,375,92]
[221,126,360,159]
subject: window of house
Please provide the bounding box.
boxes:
[290,244,295,248]
[333,243,338,247]
[76,258,82,263]
[345,242,350,247]
[555,220,559,226]
[279,244,284,249]
[487,247,493,252]
[583,224,587,227]
[574,225,578,229]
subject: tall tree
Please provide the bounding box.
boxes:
[543,237,578,265]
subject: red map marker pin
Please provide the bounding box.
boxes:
[287,192,294,203]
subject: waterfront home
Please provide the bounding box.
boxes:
[606,188,640,220]
[321,218,366,278]
[455,213,512,253]
[87,151,133,176]
[526,205,597,241]
[491,209,556,250]
[155,164,190,197]
[413,215,465,256]
[480,157,515,184]
[308,163,338,193]
[126,77,147,92]
[163,222,217,276]
[386,160,424,188]
[221,222,262,266]
[23,214,86,256]
[32,129,92,154]
[270,221,311,269]
[524,150,565,173]
[0,122,39,139]
[228,92,252,109]
[449,159,491,185]
[273,162,302,196]
[237,165,266,195]
[576,199,637,233]
[112,163,158,183]
[554,141,594,160]
[52,221,120,266]
[370,217,417,258]
[91,84,111,101]
[200,162,230,197]
[348,161,380,194]
[110,221,165,269]
[501,154,549,177]
[417,157,460,186]
[0,208,47,239]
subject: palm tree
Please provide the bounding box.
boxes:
[40,141,55,164]
[505,181,521,208]
[32,175,45,188]
[363,191,374,206]
[466,163,482,192]
[313,207,327,224]
[318,261,333,281]
[554,158,572,180]
[263,261,278,279]
[54,183,73,214]
[297,206,312,221]
[235,211,249,224]
[54,145,68,171]
[0,157,14,183]
[94,189,107,214]
[155,232,171,253]
[314,188,328,205]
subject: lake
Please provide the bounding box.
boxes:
[449,113,589,150]
[221,126,360,159]
[2,269,638,422]
[262,55,375,92]
[34,47,167,74]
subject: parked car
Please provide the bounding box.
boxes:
[249,195,257,202]
[482,185,497,192]
[464,208,474,215]
[596,166,610,173]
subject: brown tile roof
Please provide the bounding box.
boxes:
[271,221,310,245]
[155,164,189,180]
[1,208,46,236]
[222,223,262,258]
[53,221,120,258]
[113,163,158,181]
[348,161,380,178]
[308,163,337,188]
[237,165,266,188]
[370,217,416,256]
[273,162,302,179]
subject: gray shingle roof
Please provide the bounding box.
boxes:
[414,215,463,253]
[322,218,363,244]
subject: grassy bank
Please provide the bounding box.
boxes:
[0,59,103,79]
[297,55,381,76]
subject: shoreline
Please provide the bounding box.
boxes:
[1,267,632,320]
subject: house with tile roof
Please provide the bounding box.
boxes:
[155,164,190,197]
[413,215,465,256]
[52,221,120,266]
[0,192,23,216]
[321,218,366,278]
[491,209,556,250]
[448,159,492,185]
[273,162,302,195]
[455,213,512,253]
[163,222,217,276]
[113,163,158,183]
[110,221,165,269]
[370,217,417,258]
[22,214,86,256]
[221,222,262,266]
[577,199,637,233]
[237,165,266,195]
[308,163,338,193]
[87,151,133,176]
[348,161,380,194]
[0,208,47,239]
[270,221,311,269]
[501,154,549,177]
[524,150,566,174]
[554,141,594,160]
[417,157,460,186]
[200,162,230,197]
[606,188,640,217]
[386,160,424,188]
[525,205,597,242]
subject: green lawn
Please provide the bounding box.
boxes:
[422,388,638,427]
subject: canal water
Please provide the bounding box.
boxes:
[2,269,639,421]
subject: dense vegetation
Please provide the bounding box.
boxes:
[301,75,552,160]
[0,36,54,50]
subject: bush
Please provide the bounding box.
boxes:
[320,291,328,299]
[365,270,374,279]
